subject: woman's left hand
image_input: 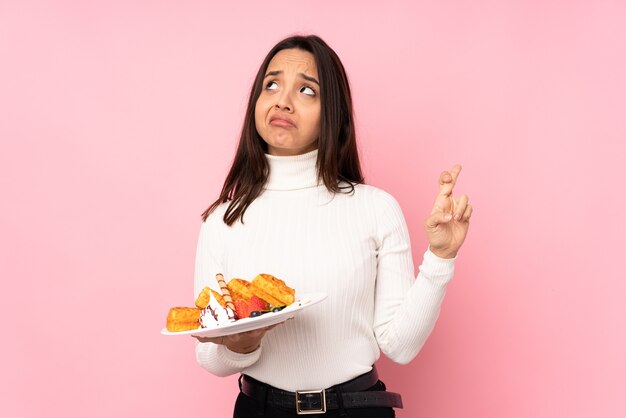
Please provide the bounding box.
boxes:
[424,164,472,259]
[192,324,280,354]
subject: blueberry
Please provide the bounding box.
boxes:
[271,306,285,313]
[249,311,262,317]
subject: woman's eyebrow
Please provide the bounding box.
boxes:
[264,70,319,86]
[300,73,320,86]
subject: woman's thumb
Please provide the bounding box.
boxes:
[425,211,452,230]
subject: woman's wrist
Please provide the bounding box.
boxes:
[429,245,457,259]
[226,343,260,354]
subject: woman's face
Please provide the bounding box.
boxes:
[255,48,321,156]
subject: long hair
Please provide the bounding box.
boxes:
[202,35,363,225]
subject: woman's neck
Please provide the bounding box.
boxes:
[264,149,320,191]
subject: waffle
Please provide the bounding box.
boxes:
[250,274,295,306]
[166,307,201,332]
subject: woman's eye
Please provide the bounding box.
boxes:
[265,81,278,90]
[301,86,316,96]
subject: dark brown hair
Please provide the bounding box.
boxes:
[202,35,363,225]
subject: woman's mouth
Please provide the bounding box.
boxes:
[269,116,296,128]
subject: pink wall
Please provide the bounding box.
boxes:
[2,1,625,417]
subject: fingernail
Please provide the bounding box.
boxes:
[444,214,452,221]
[454,213,461,220]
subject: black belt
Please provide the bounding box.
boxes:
[239,366,403,415]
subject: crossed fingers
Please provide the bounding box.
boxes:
[433,164,472,222]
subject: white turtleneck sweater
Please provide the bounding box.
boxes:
[194,149,455,391]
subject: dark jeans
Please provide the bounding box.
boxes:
[233,380,396,418]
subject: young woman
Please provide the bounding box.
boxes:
[193,35,472,417]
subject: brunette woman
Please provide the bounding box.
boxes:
[193,35,472,418]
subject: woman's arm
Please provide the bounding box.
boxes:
[372,166,471,364]
[193,215,263,376]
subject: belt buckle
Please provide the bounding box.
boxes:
[295,389,326,415]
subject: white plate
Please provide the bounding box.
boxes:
[161,292,327,338]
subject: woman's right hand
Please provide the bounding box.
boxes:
[192,323,281,354]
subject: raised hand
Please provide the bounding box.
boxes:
[424,165,472,259]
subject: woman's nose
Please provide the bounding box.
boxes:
[275,89,293,112]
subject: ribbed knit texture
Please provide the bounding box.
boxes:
[194,149,455,391]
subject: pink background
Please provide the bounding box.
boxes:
[2,1,625,417]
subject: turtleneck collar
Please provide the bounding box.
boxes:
[264,149,321,191]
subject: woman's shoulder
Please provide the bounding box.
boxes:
[346,184,409,237]
[342,184,401,216]
[201,201,229,229]
[352,183,401,205]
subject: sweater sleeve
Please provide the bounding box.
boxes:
[193,214,262,376]
[372,191,455,364]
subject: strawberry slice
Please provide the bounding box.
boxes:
[249,295,268,312]
[234,296,269,319]
[233,299,250,319]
